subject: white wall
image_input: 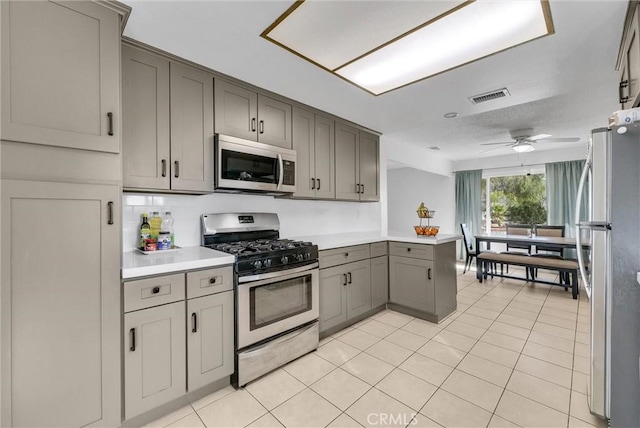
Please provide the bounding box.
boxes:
[387,167,455,235]
[123,193,381,251]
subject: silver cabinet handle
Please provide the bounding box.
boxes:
[259,120,264,134]
[311,178,316,190]
[251,118,256,132]
[192,313,197,333]
[129,328,136,352]
[107,201,114,225]
[161,159,167,177]
[107,112,114,136]
[174,160,180,178]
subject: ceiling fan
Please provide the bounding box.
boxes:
[481,128,580,153]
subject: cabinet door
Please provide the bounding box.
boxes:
[257,94,292,149]
[335,122,360,201]
[122,45,171,190]
[389,256,435,313]
[1,180,120,427]
[314,114,336,199]
[187,291,234,391]
[371,256,389,308]
[359,132,380,202]
[627,27,640,107]
[292,107,316,198]
[319,265,348,333]
[214,79,258,141]
[346,259,372,320]
[1,1,120,153]
[170,62,215,193]
[124,301,186,420]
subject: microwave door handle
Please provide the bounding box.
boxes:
[575,148,591,294]
[276,153,284,190]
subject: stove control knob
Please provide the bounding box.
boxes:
[253,260,263,269]
[264,259,272,268]
[305,252,311,260]
[281,256,288,265]
[296,254,304,262]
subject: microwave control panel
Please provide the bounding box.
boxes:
[282,160,295,185]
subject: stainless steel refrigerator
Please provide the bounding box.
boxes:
[576,125,640,427]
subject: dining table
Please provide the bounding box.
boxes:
[474,232,591,280]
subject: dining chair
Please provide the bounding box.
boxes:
[461,223,496,275]
[504,223,533,254]
[531,224,566,283]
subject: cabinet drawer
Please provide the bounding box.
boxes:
[370,241,388,258]
[389,242,433,260]
[124,273,185,312]
[186,265,234,299]
[319,244,370,268]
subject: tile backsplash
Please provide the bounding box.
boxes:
[122,192,382,251]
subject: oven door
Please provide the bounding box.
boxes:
[237,264,319,349]
[216,135,296,193]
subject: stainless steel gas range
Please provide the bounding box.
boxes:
[201,213,319,386]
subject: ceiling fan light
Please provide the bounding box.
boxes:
[513,143,535,153]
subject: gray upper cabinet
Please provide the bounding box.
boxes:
[292,107,335,199]
[335,122,380,202]
[121,47,215,194]
[1,0,121,153]
[170,62,215,193]
[619,4,640,109]
[1,180,121,427]
[214,79,292,149]
[122,45,171,190]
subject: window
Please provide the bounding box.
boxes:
[481,167,547,233]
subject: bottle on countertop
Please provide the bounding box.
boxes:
[149,211,162,240]
[159,211,175,249]
[139,213,151,250]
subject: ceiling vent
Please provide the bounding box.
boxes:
[469,88,511,104]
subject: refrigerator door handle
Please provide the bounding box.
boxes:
[575,148,592,297]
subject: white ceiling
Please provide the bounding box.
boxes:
[122,0,628,162]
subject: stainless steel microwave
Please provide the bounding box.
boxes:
[215,134,296,194]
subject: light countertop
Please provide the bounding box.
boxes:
[288,231,461,251]
[122,246,235,279]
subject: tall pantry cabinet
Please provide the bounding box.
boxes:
[0,1,130,427]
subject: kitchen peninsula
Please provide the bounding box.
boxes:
[291,231,461,335]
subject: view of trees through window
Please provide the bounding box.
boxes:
[481,174,547,233]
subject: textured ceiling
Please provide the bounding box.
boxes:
[122,0,628,161]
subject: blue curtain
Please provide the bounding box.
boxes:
[455,170,482,259]
[546,160,588,258]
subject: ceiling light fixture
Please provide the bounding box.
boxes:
[513,143,535,153]
[262,0,554,95]
[444,112,459,119]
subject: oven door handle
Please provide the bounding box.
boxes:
[238,262,319,284]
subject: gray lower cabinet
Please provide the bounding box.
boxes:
[388,241,457,323]
[1,180,121,427]
[123,266,234,421]
[124,301,187,420]
[371,255,389,308]
[187,291,234,391]
[1,0,125,153]
[319,259,371,333]
[292,107,335,199]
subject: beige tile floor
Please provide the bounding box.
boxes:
[145,263,608,428]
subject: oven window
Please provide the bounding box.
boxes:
[221,149,277,183]
[249,274,312,330]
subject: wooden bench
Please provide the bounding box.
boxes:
[477,252,580,299]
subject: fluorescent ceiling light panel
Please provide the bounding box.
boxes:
[262,0,554,95]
